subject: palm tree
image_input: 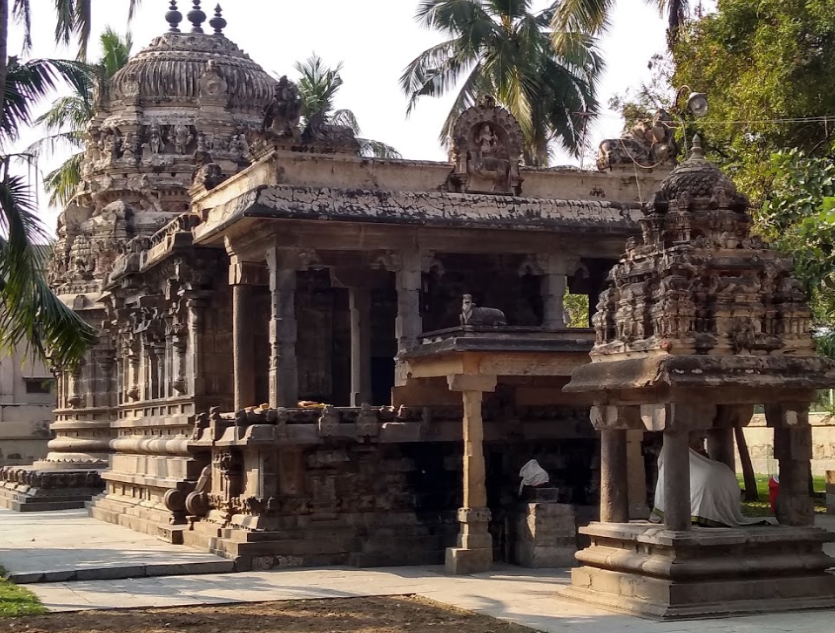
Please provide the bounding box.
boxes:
[1,55,96,366]
[401,0,602,166]
[0,1,144,368]
[551,0,689,52]
[28,28,132,207]
[294,54,401,159]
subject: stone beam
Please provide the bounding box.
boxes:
[640,402,717,432]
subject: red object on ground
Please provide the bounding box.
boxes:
[769,475,780,514]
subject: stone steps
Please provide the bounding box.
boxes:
[0,486,90,512]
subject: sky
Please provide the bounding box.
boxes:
[9,0,672,235]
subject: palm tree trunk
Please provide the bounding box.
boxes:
[735,426,759,502]
[0,0,9,132]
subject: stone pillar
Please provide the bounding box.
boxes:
[394,250,422,385]
[445,373,497,575]
[626,429,648,519]
[707,427,735,472]
[186,296,208,397]
[662,430,691,531]
[349,286,372,406]
[230,260,267,408]
[600,429,629,523]
[766,404,814,527]
[232,284,255,410]
[540,256,569,329]
[266,247,298,408]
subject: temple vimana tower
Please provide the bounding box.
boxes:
[2,2,833,617]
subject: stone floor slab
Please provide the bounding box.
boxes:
[27,566,835,632]
[0,508,233,583]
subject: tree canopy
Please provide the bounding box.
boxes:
[674,0,835,204]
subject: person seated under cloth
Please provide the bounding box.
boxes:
[650,432,766,527]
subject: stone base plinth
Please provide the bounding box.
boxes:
[178,512,458,571]
[445,546,492,575]
[512,501,577,568]
[558,521,835,620]
[0,467,104,511]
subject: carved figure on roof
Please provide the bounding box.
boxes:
[460,294,507,327]
[262,76,302,140]
[228,133,249,163]
[597,109,677,171]
[301,111,359,151]
[148,120,163,154]
[172,122,193,154]
[448,95,523,195]
[199,60,228,100]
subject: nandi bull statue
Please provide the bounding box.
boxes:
[460,293,507,327]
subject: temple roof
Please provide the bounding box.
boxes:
[109,2,274,114]
[648,137,748,213]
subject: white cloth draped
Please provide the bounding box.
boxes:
[519,459,550,495]
[651,446,764,527]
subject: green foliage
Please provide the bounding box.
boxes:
[0,572,46,617]
[759,148,835,312]
[294,54,401,159]
[563,292,589,328]
[674,0,835,205]
[402,0,602,165]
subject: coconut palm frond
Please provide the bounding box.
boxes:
[0,163,95,366]
[2,57,93,147]
[43,151,84,207]
[357,139,402,159]
[331,109,361,135]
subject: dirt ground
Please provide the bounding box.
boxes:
[2,596,533,633]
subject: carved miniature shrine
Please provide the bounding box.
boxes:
[562,138,835,618]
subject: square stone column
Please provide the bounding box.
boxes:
[662,429,691,531]
[349,286,372,407]
[265,247,298,408]
[591,405,640,523]
[445,373,496,575]
[766,404,814,526]
[394,250,423,385]
[600,429,629,522]
[229,260,266,410]
[626,430,649,519]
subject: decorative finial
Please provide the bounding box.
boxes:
[166,1,183,32]
[209,4,227,35]
[188,0,207,33]
[691,134,704,159]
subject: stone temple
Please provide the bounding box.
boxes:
[1,1,833,618]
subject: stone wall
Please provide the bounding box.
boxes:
[0,348,55,467]
[738,413,835,476]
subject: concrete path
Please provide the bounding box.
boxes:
[2,507,834,631]
[25,566,835,633]
[0,508,232,583]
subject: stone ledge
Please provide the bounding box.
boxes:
[6,559,235,585]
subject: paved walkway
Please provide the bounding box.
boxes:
[25,566,835,632]
[0,508,232,583]
[2,508,834,632]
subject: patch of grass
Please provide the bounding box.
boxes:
[737,474,827,518]
[0,566,46,617]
